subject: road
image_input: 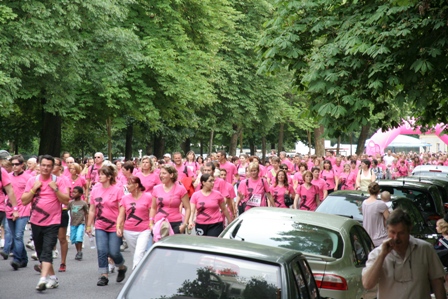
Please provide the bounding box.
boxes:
[0,229,133,299]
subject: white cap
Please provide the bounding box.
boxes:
[163,153,171,159]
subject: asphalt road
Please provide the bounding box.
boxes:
[0,229,133,299]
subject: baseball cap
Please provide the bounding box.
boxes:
[0,150,11,160]
[163,153,171,159]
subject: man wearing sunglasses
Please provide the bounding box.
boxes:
[362,208,445,299]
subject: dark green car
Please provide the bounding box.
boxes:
[117,235,320,299]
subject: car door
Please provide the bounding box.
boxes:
[290,257,320,299]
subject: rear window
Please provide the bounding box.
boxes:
[412,171,448,178]
[317,195,364,222]
[229,219,343,259]
[125,248,282,299]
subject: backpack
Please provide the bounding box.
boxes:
[36,174,58,183]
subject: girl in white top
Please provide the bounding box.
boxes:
[355,159,376,192]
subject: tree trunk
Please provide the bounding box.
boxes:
[356,125,371,156]
[249,138,255,156]
[39,102,61,157]
[209,130,214,155]
[261,136,267,163]
[106,117,112,161]
[239,131,243,153]
[181,137,191,155]
[336,136,341,155]
[277,123,284,153]
[314,125,325,157]
[153,134,165,159]
[229,124,241,156]
[200,139,204,157]
[125,121,133,160]
[307,131,312,154]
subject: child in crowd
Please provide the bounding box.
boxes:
[68,186,89,260]
[380,191,393,213]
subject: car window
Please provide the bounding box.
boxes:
[381,187,434,213]
[230,219,344,258]
[393,199,426,228]
[317,195,364,222]
[296,258,319,299]
[125,248,282,299]
[349,227,370,266]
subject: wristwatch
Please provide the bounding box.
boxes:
[54,187,59,192]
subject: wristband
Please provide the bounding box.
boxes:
[86,227,92,231]
[13,207,18,211]
[30,189,35,195]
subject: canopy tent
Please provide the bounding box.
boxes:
[366,134,431,148]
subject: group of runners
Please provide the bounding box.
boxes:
[0,147,438,292]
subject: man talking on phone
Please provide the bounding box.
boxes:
[362,208,445,299]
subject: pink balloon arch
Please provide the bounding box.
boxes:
[365,121,448,155]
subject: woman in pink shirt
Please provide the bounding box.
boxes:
[116,176,151,269]
[270,170,295,208]
[292,162,308,190]
[86,165,127,287]
[150,165,192,234]
[294,171,320,211]
[184,151,200,178]
[339,164,356,190]
[320,160,338,195]
[136,156,161,194]
[68,163,87,198]
[188,174,233,237]
[235,154,249,182]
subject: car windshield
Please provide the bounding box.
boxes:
[413,171,448,178]
[124,248,282,299]
[230,219,343,259]
[316,195,364,222]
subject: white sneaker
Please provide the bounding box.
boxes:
[36,277,47,291]
[46,277,59,289]
[26,241,35,251]
[31,252,38,260]
[0,239,4,248]
[52,250,59,259]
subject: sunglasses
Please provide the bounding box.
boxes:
[95,156,102,159]
[12,163,23,166]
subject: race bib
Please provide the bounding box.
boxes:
[247,194,262,207]
[238,167,246,176]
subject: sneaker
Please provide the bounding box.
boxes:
[31,252,38,260]
[58,263,66,272]
[0,239,4,248]
[46,277,59,289]
[75,251,83,260]
[10,261,20,270]
[52,250,59,259]
[9,252,14,257]
[0,251,9,260]
[36,277,47,291]
[120,241,128,252]
[26,241,35,251]
[97,276,109,286]
[117,265,127,282]
[108,264,115,273]
[34,264,42,273]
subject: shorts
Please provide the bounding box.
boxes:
[31,224,59,263]
[195,222,224,237]
[70,224,85,244]
[60,210,69,228]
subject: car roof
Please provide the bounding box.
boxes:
[378,179,435,190]
[235,207,361,232]
[154,234,302,264]
[413,165,448,173]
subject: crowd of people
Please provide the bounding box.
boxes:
[0,148,446,293]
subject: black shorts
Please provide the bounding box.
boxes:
[31,224,59,263]
[60,210,69,228]
[195,222,224,237]
[170,221,182,234]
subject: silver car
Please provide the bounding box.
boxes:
[220,207,377,299]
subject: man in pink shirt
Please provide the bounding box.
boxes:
[22,155,70,291]
[62,156,74,178]
[279,151,294,173]
[333,157,344,176]
[217,151,237,184]
[172,152,193,181]
[86,152,104,198]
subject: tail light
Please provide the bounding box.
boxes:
[313,273,348,290]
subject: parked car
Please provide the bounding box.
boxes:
[220,207,376,299]
[396,176,448,211]
[411,165,448,178]
[316,190,437,244]
[117,235,321,299]
[377,180,445,225]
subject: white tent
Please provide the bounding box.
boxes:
[387,135,431,147]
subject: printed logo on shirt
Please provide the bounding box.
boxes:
[94,197,115,229]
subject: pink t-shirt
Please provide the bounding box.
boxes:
[236,163,248,180]
[152,182,188,223]
[312,178,326,200]
[190,189,224,225]
[333,164,344,176]
[281,158,294,173]
[68,175,86,192]
[174,164,194,181]
[195,176,229,198]
[320,169,336,190]
[90,184,124,232]
[184,161,200,176]
[0,167,12,212]
[296,184,319,211]
[6,171,32,218]
[237,177,270,211]
[293,172,304,186]
[120,192,152,232]
[136,171,161,193]
[339,172,356,190]
[25,175,68,226]
[86,164,102,186]
[219,162,237,184]
[270,185,294,208]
